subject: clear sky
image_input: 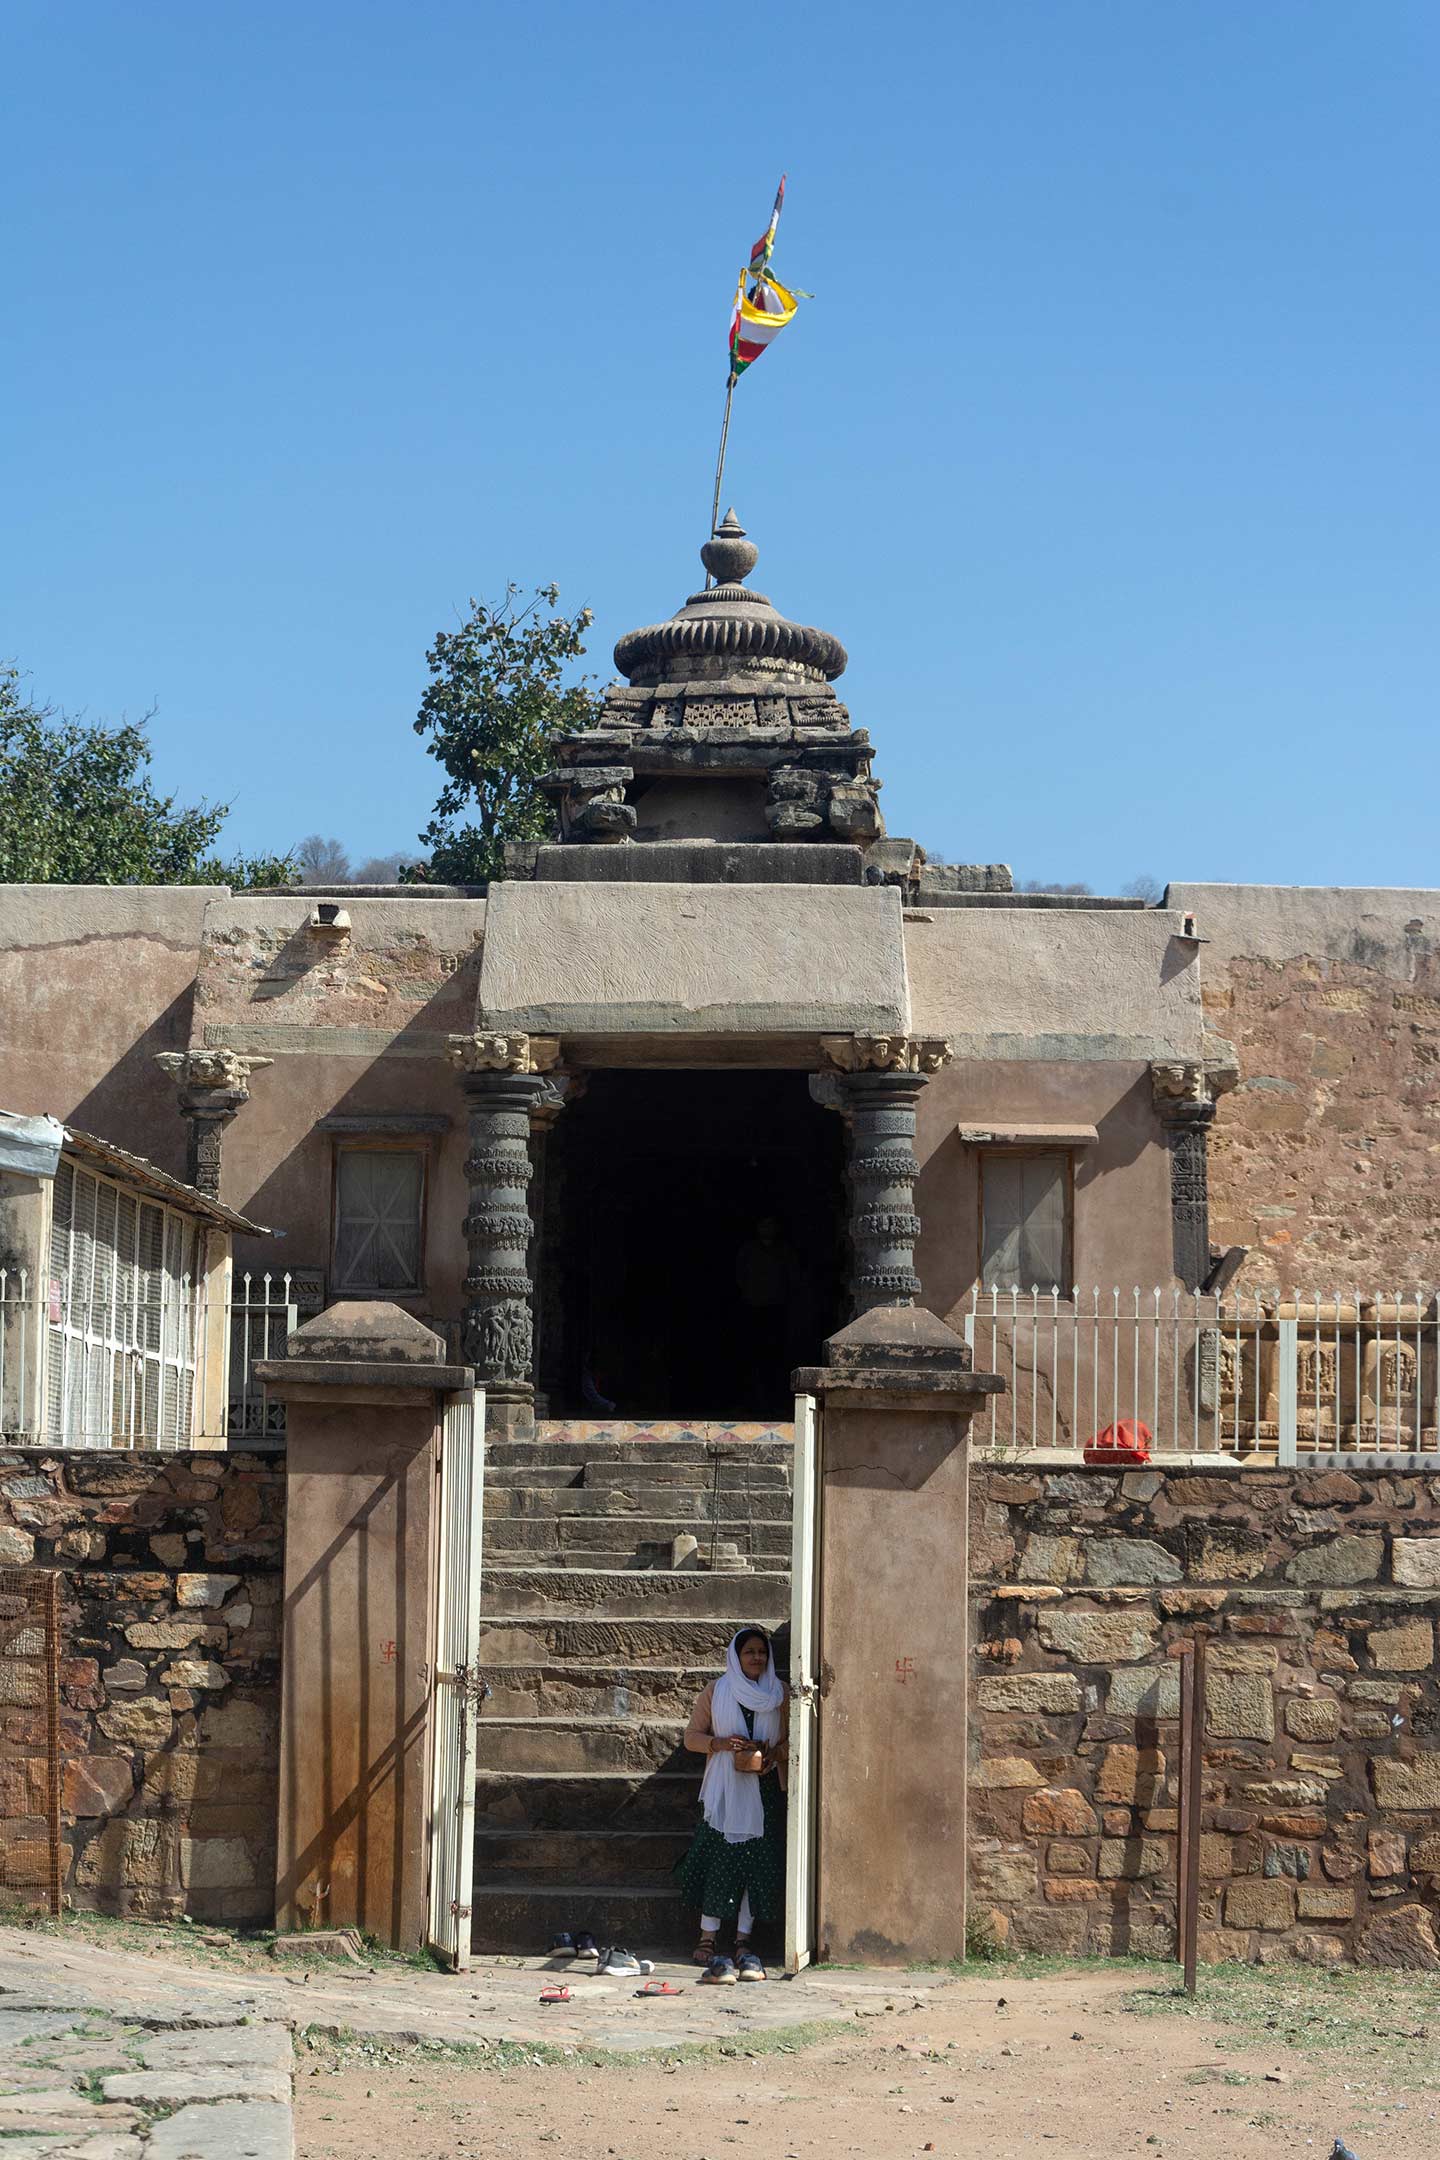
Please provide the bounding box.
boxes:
[7,2,1437,890]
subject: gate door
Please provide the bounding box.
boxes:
[427,1387,486,1971]
[784,1391,821,1973]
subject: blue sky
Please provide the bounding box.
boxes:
[6,2,1436,889]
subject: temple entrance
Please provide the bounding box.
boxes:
[549,1070,846,1420]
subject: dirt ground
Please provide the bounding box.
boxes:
[293,1963,1440,2160]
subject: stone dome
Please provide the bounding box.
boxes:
[612,511,848,688]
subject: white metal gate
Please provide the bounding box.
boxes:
[785,1391,820,1974]
[426,1387,486,1972]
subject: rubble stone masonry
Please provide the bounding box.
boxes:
[0,1450,282,1924]
[970,1463,1440,1969]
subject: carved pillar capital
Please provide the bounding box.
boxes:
[154,1050,272,1198]
[821,1033,953,1076]
[447,1032,561,1076]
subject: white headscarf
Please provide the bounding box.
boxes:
[698,1628,785,1845]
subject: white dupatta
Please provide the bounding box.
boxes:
[698,1630,785,1845]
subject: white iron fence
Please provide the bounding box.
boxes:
[966,1287,1440,1463]
[0,1269,297,1452]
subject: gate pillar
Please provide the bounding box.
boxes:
[795,1304,1002,1965]
[256,1302,472,1951]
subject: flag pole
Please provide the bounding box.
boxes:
[706,373,737,587]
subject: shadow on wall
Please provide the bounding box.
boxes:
[70,986,197,1179]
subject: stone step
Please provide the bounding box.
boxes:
[483,1459,792,1490]
[474,1827,691,1888]
[477,1615,792,1670]
[485,1483,793,1522]
[486,1514,789,1556]
[495,1428,794,1464]
[481,1567,789,1622]
[480,1662,721,1720]
[581,1460,792,1491]
[478,1716,690,1775]
[470,1882,690,1955]
[475,1769,702,1834]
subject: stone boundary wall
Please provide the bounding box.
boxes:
[969,1462,1440,1969]
[0,1450,283,1924]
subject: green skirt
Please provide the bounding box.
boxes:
[675,1771,785,1926]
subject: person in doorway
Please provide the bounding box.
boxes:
[677,1625,788,1981]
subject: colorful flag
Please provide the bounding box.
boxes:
[728,270,800,381]
[749,173,786,273]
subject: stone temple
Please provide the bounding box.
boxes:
[2,511,1440,1967]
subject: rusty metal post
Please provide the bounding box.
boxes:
[41,1571,63,1918]
[1177,1628,1207,1995]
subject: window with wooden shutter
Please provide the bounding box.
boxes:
[980,1152,1071,1290]
[332,1148,426,1295]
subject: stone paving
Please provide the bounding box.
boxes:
[0,1924,956,2084]
[0,1943,295,2160]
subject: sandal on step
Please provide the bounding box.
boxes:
[737,1953,767,1983]
[699,1956,738,1986]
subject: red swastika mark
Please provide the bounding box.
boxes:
[895,1656,917,1685]
[380,1640,397,1664]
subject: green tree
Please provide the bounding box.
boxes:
[409,583,601,885]
[0,667,295,887]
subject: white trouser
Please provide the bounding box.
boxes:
[701,1891,753,1937]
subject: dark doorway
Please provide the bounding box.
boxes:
[548,1071,847,1421]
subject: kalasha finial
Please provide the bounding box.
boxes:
[700,508,759,587]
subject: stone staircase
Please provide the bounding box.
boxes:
[473,1422,794,1953]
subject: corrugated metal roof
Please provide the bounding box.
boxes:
[61,1126,277,1237]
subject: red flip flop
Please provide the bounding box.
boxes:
[539,1984,572,2004]
[638,1980,685,1996]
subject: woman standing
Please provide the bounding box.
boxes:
[677,1626,788,1982]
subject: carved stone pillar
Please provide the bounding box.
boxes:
[821,1035,952,1317]
[449,1033,560,1436]
[154,1050,272,1198]
[1152,1049,1239,1291]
